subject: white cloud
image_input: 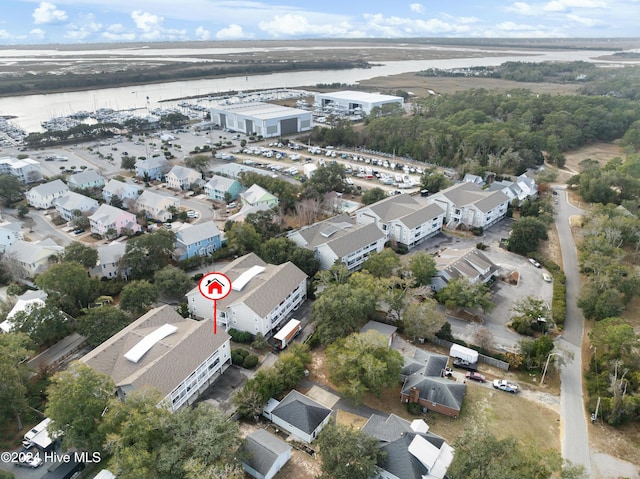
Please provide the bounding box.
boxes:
[0,30,10,39]
[363,13,473,37]
[489,21,567,37]
[29,28,46,40]
[33,2,68,25]
[258,13,356,38]
[544,0,606,11]
[64,14,102,41]
[566,14,604,26]
[102,24,136,41]
[215,24,247,40]
[195,26,210,40]
[131,10,164,33]
[410,3,425,14]
[507,2,536,15]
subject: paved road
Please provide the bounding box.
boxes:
[554,186,592,477]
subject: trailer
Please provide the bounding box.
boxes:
[23,417,61,451]
[273,319,302,350]
[449,344,479,363]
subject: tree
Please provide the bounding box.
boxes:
[437,277,495,314]
[303,162,346,197]
[316,424,382,479]
[100,388,171,478]
[17,204,29,218]
[35,261,98,314]
[259,237,320,277]
[119,280,159,316]
[46,361,115,451]
[77,306,132,347]
[402,298,445,341]
[0,332,34,430]
[10,302,72,347]
[510,296,552,335]
[313,283,378,345]
[361,187,387,205]
[0,174,23,206]
[121,229,176,279]
[156,402,242,479]
[409,251,438,286]
[589,317,640,364]
[508,217,548,255]
[245,209,282,239]
[420,168,451,194]
[518,336,554,371]
[361,248,400,278]
[326,331,403,404]
[62,241,98,269]
[121,156,136,170]
[153,266,193,299]
[224,222,262,256]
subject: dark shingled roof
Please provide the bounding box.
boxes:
[271,390,332,435]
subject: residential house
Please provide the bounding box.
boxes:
[287,213,386,271]
[400,349,466,418]
[360,320,397,348]
[173,221,224,261]
[0,290,47,334]
[91,242,127,280]
[0,156,42,184]
[462,173,485,187]
[134,157,169,181]
[53,191,99,221]
[81,305,232,412]
[240,184,279,209]
[211,162,274,180]
[240,429,291,479]
[5,239,64,278]
[204,175,242,201]
[486,173,538,203]
[25,179,69,209]
[136,190,180,222]
[186,253,307,337]
[165,165,202,190]
[355,194,445,249]
[89,204,141,237]
[431,247,500,291]
[0,221,23,253]
[427,182,509,230]
[67,169,105,190]
[263,390,332,444]
[226,203,273,223]
[361,414,454,479]
[102,179,141,205]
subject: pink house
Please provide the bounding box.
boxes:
[89,204,141,237]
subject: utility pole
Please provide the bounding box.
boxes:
[541,352,561,384]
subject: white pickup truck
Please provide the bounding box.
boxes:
[492,379,520,393]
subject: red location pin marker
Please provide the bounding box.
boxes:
[198,272,232,334]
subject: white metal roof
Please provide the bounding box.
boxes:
[124,323,178,363]
[232,265,266,291]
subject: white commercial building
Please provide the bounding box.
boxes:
[209,102,312,138]
[314,90,404,115]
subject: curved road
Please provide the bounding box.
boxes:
[554,187,592,476]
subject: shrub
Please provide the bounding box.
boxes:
[476,242,488,250]
[229,328,254,343]
[231,348,249,365]
[407,402,423,415]
[471,226,483,236]
[243,354,259,369]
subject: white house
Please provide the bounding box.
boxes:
[165,165,202,190]
[5,239,64,278]
[136,190,180,222]
[25,179,69,209]
[0,289,48,334]
[263,390,332,444]
[90,242,127,280]
[361,414,454,479]
[186,253,307,337]
[0,156,42,184]
[427,182,509,230]
[241,429,291,479]
[53,191,99,221]
[431,248,500,291]
[355,194,445,249]
[81,305,232,412]
[102,179,141,205]
[134,157,169,181]
[287,213,386,271]
[0,221,23,253]
[67,169,105,190]
[486,173,538,203]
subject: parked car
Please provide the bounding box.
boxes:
[465,371,486,382]
[493,379,520,393]
[453,357,478,371]
[542,272,552,282]
[529,258,541,268]
[14,448,43,468]
[186,210,199,218]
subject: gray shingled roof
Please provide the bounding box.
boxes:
[364,193,421,222]
[176,221,222,246]
[205,175,237,191]
[69,169,104,185]
[81,305,230,396]
[396,203,445,230]
[89,204,130,225]
[271,390,332,435]
[103,179,140,197]
[401,376,466,412]
[168,165,200,180]
[474,190,509,212]
[325,222,385,258]
[242,429,291,476]
[211,253,308,318]
[401,350,448,379]
[53,191,98,211]
[288,213,355,249]
[28,179,68,197]
[97,242,126,266]
[360,320,397,339]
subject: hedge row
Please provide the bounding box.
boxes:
[541,259,566,329]
[231,348,259,369]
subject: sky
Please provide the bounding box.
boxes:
[0,0,638,45]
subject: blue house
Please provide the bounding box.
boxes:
[204,175,242,201]
[174,220,225,261]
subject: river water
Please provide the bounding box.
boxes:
[0,48,636,133]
